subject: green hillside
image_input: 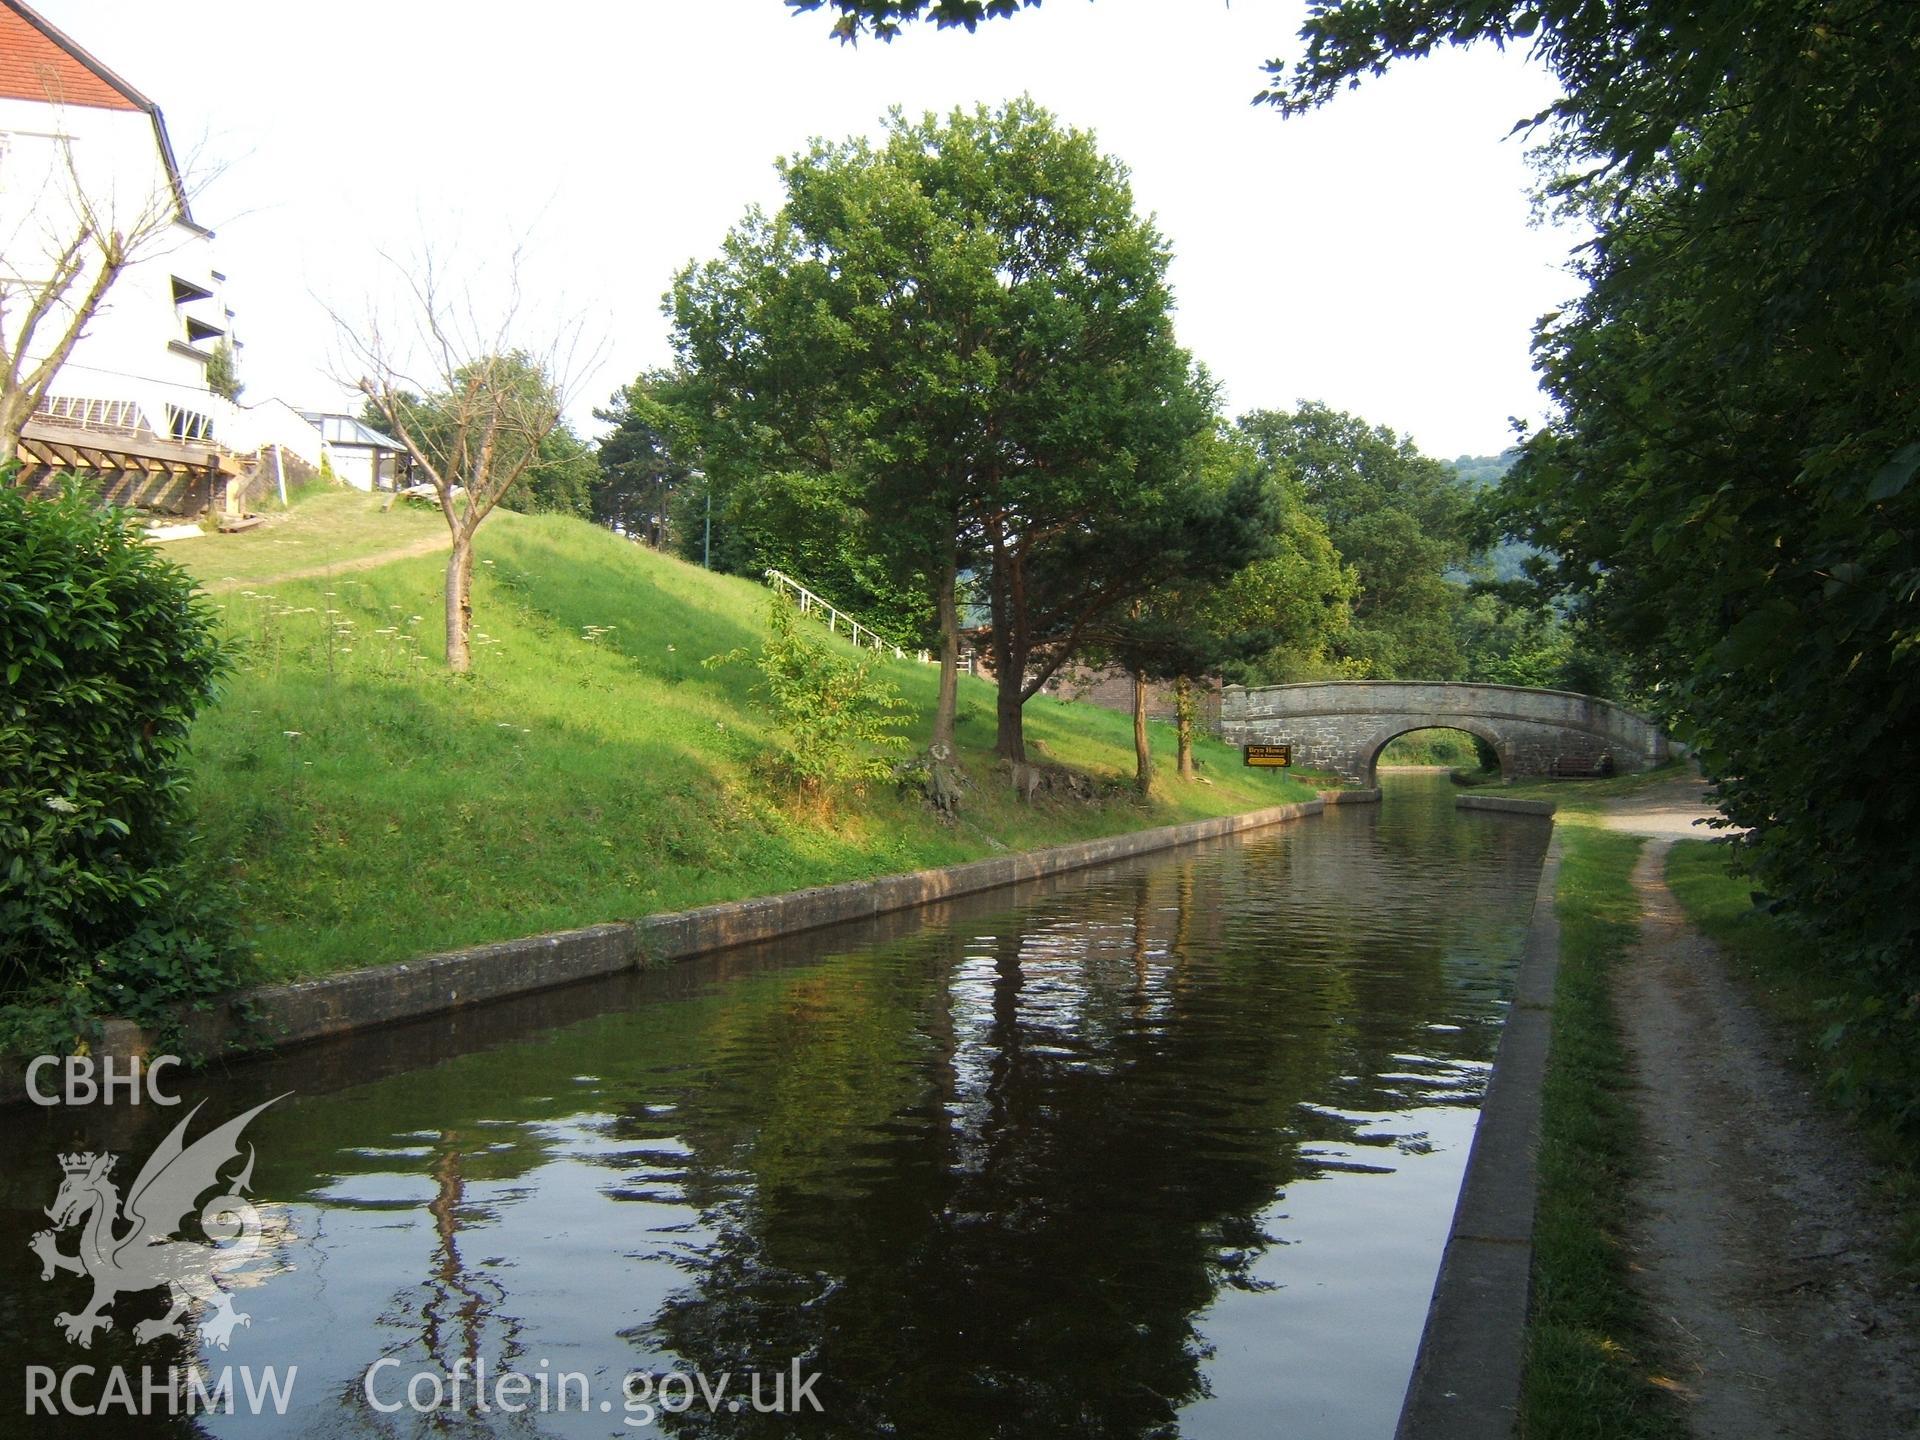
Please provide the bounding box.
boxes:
[1448,450,1540,584]
[181,492,1321,980]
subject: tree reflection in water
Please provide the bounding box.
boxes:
[618,856,1383,1438]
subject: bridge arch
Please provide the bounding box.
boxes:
[1219,681,1666,787]
[1359,719,1508,787]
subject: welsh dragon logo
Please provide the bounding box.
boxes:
[29,1095,284,1351]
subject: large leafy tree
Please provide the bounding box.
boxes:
[1091,433,1354,791]
[510,423,596,519]
[668,148,951,710]
[672,100,1225,765]
[592,369,695,545]
[1239,403,1470,679]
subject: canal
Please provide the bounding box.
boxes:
[1,773,1551,1438]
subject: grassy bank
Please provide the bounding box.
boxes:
[181,493,1321,981]
[1520,815,1685,1440]
[167,485,452,591]
[1667,842,1920,1267]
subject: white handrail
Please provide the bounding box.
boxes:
[764,569,933,664]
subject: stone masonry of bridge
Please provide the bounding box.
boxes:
[1219,680,1667,786]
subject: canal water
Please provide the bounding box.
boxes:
[0,773,1551,1438]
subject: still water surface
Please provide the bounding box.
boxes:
[0,773,1549,1438]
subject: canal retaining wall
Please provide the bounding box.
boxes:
[1395,832,1563,1438]
[2,796,1331,1099]
[1457,794,1556,816]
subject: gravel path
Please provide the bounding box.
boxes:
[1613,833,1920,1438]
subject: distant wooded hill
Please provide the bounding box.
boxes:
[1449,450,1536,582]
[1448,450,1519,490]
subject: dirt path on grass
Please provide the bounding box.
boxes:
[197,530,450,594]
[1613,835,1920,1438]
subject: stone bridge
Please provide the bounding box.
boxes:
[1219,680,1667,786]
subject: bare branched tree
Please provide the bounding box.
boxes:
[334,249,594,672]
[0,124,197,457]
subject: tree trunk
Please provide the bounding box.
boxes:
[931,548,960,757]
[1175,675,1196,779]
[995,665,1027,765]
[0,397,29,463]
[1132,668,1153,796]
[987,523,1027,764]
[445,536,474,672]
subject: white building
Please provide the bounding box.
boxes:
[300,411,410,492]
[1,1,321,506]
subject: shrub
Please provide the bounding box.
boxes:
[711,596,909,798]
[0,477,241,1052]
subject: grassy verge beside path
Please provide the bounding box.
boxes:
[1518,814,1686,1440]
[1493,763,1690,810]
[1667,842,1920,1268]
[178,492,1322,982]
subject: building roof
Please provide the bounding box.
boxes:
[300,412,406,451]
[0,1,202,230]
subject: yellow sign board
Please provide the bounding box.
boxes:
[1243,743,1292,768]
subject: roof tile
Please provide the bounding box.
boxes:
[0,6,142,111]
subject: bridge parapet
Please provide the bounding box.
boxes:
[1220,681,1666,785]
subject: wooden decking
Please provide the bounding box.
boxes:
[13,417,245,515]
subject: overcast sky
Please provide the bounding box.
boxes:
[34,0,1576,459]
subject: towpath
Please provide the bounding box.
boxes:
[1603,778,1919,1438]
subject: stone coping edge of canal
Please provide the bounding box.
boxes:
[4,791,1381,1102]
[1395,829,1564,1440]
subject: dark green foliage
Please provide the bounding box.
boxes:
[683,467,935,645]
[786,0,1040,41]
[1452,451,1539,584]
[358,353,586,517]
[1272,0,1920,1065]
[594,370,696,546]
[205,337,243,403]
[1092,442,1306,688]
[509,424,596,519]
[0,478,241,1052]
[1449,450,1518,491]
